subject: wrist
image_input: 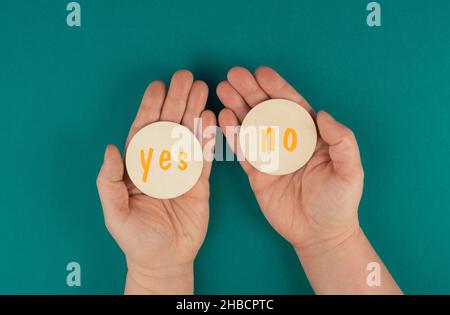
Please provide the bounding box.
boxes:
[294,226,402,294]
[294,222,363,260]
[125,260,194,295]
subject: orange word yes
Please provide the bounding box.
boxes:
[140,148,188,183]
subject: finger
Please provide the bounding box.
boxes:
[218,108,255,175]
[182,80,208,133]
[96,145,130,229]
[254,66,315,115]
[199,110,217,179]
[216,81,250,123]
[160,69,194,123]
[126,80,166,146]
[227,66,269,107]
[317,111,363,177]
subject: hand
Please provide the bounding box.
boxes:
[97,70,216,294]
[217,66,364,257]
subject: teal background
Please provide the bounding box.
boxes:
[0,0,449,294]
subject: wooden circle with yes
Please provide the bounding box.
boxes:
[239,99,317,175]
[125,121,203,199]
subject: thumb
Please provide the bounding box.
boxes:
[317,111,363,177]
[96,145,130,230]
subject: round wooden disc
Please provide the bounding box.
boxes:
[239,99,317,175]
[125,122,203,199]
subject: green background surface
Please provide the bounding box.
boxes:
[0,0,449,294]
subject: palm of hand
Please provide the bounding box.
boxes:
[247,137,362,249]
[116,176,210,269]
